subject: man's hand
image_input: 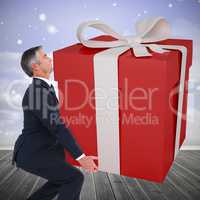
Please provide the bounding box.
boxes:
[77,155,98,173]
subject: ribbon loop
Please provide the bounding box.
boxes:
[76,17,171,56]
[77,20,126,48]
[135,17,171,42]
[146,44,170,54]
[132,45,152,57]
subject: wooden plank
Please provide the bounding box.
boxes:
[0,163,17,186]
[9,172,38,200]
[27,177,47,197]
[175,155,200,176]
[0,155,13,174]
[122,176,151,200]
[0,150,11,159]
[167,168,200,199]
[93,171,116,200]
[0,154,11,168]
[26,175,59,200]
[171,163,200,190]
[155,177,188,200]
[0,168,29,199]
[183,151,200,161]
[177,151,199,165]
[26,177,40,198]
[136,179,169,200]
[0,151,12,162]
[174,161,200,180]
[107,173,133,200]
[79,167,96,200]
[178,151,199,163]
[191,150,200,157]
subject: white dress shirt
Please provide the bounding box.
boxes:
[33,76,86,161]
[34,76,52,86]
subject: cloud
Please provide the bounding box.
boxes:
[0,51,31,113]
[0,51,27,80]
[185,108,200,146]
[172,18,200,81]
[0,51,30,146]
[0,108,23,147]
[0,51,57,147]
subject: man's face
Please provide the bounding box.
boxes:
[36,48,53,74]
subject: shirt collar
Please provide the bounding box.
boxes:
[33,76,52,87]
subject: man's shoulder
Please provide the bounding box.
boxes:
[25,81,49,93]
[23,81,51,101]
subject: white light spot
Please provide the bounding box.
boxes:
[42,37,46,41]
[143,10,148,14]
[137,13,141,17]
[39,13,47,21]
[28,24,32,28]
[83,4,87,8]
[34,7,38,11]
[168,3,173,8]
[47,25,59,34]
[198,0,200,3]
[95,17,99,20]
[0,21,4,25]
[11,90,16,95]
[112,2,118,7]
[17,39,23,45]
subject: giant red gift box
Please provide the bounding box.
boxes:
[53,35,192,183]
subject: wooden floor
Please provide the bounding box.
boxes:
[0,150,200,200]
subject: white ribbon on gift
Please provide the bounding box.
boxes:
[77,17,187,174]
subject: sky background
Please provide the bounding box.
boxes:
[0,0,199,148]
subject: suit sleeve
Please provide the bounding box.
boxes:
[30,87,84,160]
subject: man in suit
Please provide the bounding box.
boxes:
[11,46,98,200]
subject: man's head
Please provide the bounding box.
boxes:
[21,46,53,78]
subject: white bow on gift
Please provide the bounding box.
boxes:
[76,17,187,174]
[77,16,171,57]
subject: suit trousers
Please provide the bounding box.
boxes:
[16,147,84,200]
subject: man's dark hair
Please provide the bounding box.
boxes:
[20,45,42,77]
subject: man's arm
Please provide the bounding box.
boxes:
[30,86,84,160]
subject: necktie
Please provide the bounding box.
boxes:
[50,84,58,102]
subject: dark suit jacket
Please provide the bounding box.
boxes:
[12,77,83,167]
